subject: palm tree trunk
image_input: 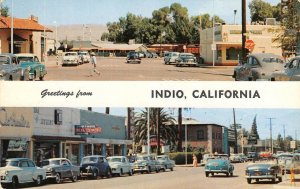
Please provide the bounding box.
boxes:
[157,108,161,155]
[177,108,183,152]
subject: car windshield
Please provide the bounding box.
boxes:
[107,157,122,162]
[65,53,77,56]
[262,57,283,63]
[18,57,34,62]
[157,157,165,160]
[42,160,60,166]
[137,156,148,161]
[0,56,9,65]
[82,157,98,164]
[5,160,19,167]
[78,52,87,55]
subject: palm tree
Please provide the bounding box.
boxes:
[133,108,177,153]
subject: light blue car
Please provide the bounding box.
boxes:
[205,158,234,177]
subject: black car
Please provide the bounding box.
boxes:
[245,163,283,184]
[80,155,112,179]
[175,53,199,67]
[126,51,141,64]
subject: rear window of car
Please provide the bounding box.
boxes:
[262,57,283,63]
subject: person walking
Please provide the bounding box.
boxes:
[90,52,100,76]
[193,153,198,167]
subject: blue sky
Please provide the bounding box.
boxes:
[2,0,280,26]
[89,108,300,140]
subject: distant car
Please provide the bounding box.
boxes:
[62,52,81,66]
[238,154,248,162]
[126,51,141,64]
[230,154,242,163]
[200,154,214,166]
[107,156,134,176]
[245,162,283,184]
[16,53,47,81]
[0,158,46,189]
[78,51,90,63]
[156,155,175,171]
[42,158,80,184]
[232,53,284,81]
[0,53,22,81]
[80,155,111,179]
[151,52,158,58]
[205,158,234,177]
[175,53,199,67]
[259,152,273,160]
[133,154,158,174]
[164,52,179,64]
[247,152,257,161]
[271,56,300,81]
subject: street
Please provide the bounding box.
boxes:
[44,56,234,81]
[8,162,297,189]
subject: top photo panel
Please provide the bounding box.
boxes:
[0,0,299,81]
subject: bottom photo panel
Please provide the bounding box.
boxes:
[0,107,299,189]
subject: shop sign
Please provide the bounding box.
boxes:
[75,125,102,135]
[8,139,28,151]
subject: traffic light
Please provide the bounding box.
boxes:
[281,0,292,14]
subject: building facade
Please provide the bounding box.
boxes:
[200,24,282,66]
[0,108,131,166]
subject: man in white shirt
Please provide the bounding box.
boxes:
[90,52,100,76]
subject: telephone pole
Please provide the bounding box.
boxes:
[267,118,275,154]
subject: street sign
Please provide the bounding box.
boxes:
[245,39,255,50]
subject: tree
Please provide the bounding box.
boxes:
[0,5,9,17]
[276,134,284,151]
[133,108,177,153]
[250,115,260,139]
[249,0,274,22]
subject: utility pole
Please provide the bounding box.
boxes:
[233,108,238,154]
[241,0,247,63]
[267,118,275,154]
[156,108,161,155]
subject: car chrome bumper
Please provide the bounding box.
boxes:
[245,175,276,179]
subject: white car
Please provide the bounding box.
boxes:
[107,156,134,176]
[78,51,91,63]
[62,52,81,66]
[0,158,46,189]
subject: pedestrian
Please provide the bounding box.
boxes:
[90,52,100,76]
[193,153,198,167]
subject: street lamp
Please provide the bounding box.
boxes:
[267,118,275,154]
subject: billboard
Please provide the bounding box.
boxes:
[75,125,102,135]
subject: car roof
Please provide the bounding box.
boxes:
[6,158,31,161]
[15,53,36,57]
[107,156,125,158]
[44,158,68,161]
[248,53,283,62]
[83,155,105,158]
[0,53,16,58]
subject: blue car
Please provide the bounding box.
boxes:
[245,163,283,184]
[80,155,112,179]
[205,158,234,177]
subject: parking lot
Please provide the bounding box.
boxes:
[44,56,234,81]
[7,162,297,189]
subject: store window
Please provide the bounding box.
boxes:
[226,47,241,60]
[197,130,204,140]
[54,109,62,125]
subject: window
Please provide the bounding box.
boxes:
[289,59,299,69]
[54,109,62,125]
[197,130,205,140]
[20,161,29,167]
[28,160,35,167]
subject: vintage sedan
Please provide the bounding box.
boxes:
[126,51,141,64]
[133,154,158,174]
[164,52,179,64]
[205,158,234,177]
[271,56,300,81]
[175,53,199,67]
[78,51,90,63]
[156,155,175,171]
[245,163,283,184]
[233,53,284,81]
[62,52,81,66]
[0,53,22,81]
[0,158,46,189]
[80,155,111,179]
[230,154,242,163]
[16,53,47,81]
[107,156,134,176]
[42,158,80,184]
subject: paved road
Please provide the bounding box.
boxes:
[11,162,296,189]
[43,56,234,81]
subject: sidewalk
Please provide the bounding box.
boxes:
[275,174,300,188]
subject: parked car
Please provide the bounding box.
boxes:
[164,52,179,64]
[78,51,91,63]
[276,153,293,168]
[271,56,300,81]
[245,162,283,184]
[150,52,158,58]
[15,53,47,81]
[230,154,242,163]
[156,155,175,171]
[0,53,22,81]
[175,53,199,67]
[285,153,300,174]
[107,156,134,176]
[238,154,248,162]
[0,158,46,189]
[259,151,273,160]
[126,51,141,64]
[232,53,284,81]
[247,152,257,161]
[62,52,81,66]
[205,158,234,177]
[41,158,80,184]
[133,154,158,174]
[80,155,111,179]
[151,155,164,172]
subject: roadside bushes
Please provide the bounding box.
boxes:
[169,152,198,165]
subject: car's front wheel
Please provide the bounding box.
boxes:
[11,176,18,189]
[54,173,61,184]
[205,172,209,177]
[35,175,43,186]
[71,174,78,182]
[247,178,252,184]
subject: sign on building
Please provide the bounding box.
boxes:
[75,125,102,135]
[291,140,296,149]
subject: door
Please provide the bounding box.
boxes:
[19,160,31,182]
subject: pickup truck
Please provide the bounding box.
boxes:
[42,158,80,184]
